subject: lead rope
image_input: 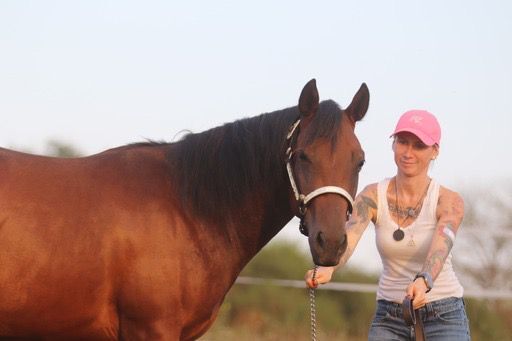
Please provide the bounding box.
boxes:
[309,265,318,341]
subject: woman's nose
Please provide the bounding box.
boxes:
[403,144,413,157]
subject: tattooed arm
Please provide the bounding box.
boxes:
[305,184,378,288]
[406,187,464,308]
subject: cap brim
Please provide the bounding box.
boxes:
[391,128,437,146]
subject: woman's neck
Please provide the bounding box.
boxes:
[394,173,431,201]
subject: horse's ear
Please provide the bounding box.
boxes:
[345,83,370,123]
[298,79,319,118]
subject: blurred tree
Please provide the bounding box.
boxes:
[456,182,512,290]
[44,139,83,158]
[8,140,83,158]
[455,182,512,339]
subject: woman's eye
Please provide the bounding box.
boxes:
[413,142,428,150]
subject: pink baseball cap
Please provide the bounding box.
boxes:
[391,109,441,146]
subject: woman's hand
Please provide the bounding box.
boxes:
[304,266,335,288]
[406,278,428,309]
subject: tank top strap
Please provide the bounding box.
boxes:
[424,178,440,220]
[376,178,392,226]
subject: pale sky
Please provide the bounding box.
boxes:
[1,1,511,273]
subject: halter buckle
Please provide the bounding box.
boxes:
[299,219,309,236]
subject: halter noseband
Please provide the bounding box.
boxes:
[286,119,355,236]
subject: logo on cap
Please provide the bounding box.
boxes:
[410,115,423,124]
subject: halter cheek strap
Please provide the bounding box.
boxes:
[286,160,355,212]
[285,119,355,236]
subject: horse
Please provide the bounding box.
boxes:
[0,79,369,340]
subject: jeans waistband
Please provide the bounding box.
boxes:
[377,296,464,320]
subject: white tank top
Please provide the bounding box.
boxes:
[375,178,463,303]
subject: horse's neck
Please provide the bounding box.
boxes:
[170,108,299,278]
[231,187,294,265]
[218,168,293,274]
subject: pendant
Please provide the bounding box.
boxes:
[407,208,416,217]
[393,229,405,241]
[407,238,416,247]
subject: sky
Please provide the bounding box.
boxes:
[1,1,511,273]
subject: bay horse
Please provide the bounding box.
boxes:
[0,79,369,340]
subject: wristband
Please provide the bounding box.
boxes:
[414,272,433,293]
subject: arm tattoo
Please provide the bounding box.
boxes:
[355,195,376,222]
[451,196,464,216]
[337,193,376,269]
[423,223,456,280]
[423,249,447,277]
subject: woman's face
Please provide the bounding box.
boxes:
[392,132,439,177]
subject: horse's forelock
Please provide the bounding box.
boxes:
[303,100,344,148]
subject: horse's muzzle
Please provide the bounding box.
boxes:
[309,230,348,266]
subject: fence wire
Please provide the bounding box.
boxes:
[235,276,512,300]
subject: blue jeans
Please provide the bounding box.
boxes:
[368,297,470,340]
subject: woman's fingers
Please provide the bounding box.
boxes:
[413,299,426,310]
[405,279,428,309]
[304,267,334,288]
[304,270,317,288]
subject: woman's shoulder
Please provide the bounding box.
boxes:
[437,184,465,219]
[359,182,378,198]
[354,183,379,224]
[438,184,463,203]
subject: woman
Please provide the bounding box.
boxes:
[305,110,470,340]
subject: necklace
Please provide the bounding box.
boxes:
[388,203,421,219]
[392,177,432,243]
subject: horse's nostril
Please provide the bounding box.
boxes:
[339,233,348,254]
[316,231,325,248]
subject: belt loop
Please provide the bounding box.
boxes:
[396,301,403,319]
[387,301,395,317]
[387,301,396,318]
[425,301,435,319]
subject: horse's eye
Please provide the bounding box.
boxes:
[357,159,365,171]
[297,151,310,162]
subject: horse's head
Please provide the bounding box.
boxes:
[287,79,369,266]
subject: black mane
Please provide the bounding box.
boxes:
[169,100,344,223]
